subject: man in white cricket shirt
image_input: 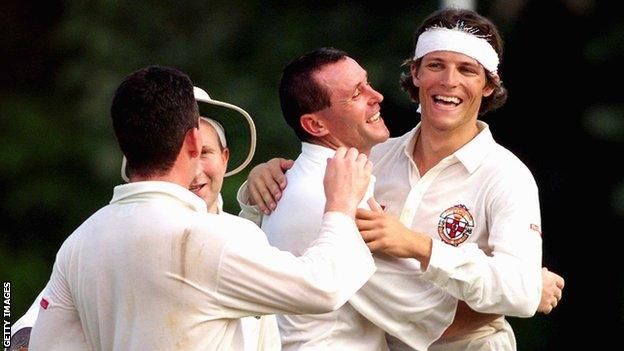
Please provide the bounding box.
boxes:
[238,48,457,351]
[240,8,564,351]
[28,66,376,350]
[11,86,281,351]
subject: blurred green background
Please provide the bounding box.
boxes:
[1,0,622,349]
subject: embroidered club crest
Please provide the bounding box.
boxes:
[437,204,474,246]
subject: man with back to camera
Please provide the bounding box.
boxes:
[10,86,281,350]
[29,65,377,350]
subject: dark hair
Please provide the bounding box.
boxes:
[400,8,508,115]
[279,47,348,141]
[111,66,199,177]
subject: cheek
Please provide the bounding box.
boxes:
[201,159,222,177]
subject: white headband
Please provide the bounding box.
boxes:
[201,117,227,148]
[414,26,499,74]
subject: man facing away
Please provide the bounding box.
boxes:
[11,89,282,350]
[29,66,377,350]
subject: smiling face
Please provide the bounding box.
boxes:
[189,119,229,213]
[311,57,390,155]
[412,50,494,134]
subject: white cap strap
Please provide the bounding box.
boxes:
[201,117,227,148]
[414,26,499,74]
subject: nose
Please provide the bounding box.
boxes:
[440,67,459,88]
[367,85,384,104]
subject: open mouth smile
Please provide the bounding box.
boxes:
[189,183,207,193]
[433,94,462,107]
[366,111,381,123]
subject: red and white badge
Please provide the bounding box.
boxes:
[437,204,474,246]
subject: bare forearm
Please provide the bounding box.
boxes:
[440,301,501,339]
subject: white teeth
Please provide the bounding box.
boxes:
[435,95,461,104]
[367,112,380,123]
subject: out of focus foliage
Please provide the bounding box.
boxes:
[1,0,622,349]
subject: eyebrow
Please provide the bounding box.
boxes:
[426,56,480,68]
[338,73,368,104]
[353,73,369,92]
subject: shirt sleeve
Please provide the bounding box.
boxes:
[236,180,263,226]
[11,290,44,336]
[29,249,90,350]
[422,171,543,317]
[215,212,376,318]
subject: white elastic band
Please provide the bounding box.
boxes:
[414,27,499,74]
[201,117,227,148]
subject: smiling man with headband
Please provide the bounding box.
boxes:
[357,8,560,350]
[241,8,564,351]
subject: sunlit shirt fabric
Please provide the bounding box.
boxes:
[371,121,542,351]
[30,181,375,351]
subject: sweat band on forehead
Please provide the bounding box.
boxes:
[201,117,227,148]
[414,26,499,74]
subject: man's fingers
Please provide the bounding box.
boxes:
[258,188,277,211]
[364,160,373,173]
[345,147,366,161]
[356,151,368,165]
[359,229,379,242]
[366,240,383,253]
[356,218,377,231]
[279,158,295,172]
[248,185,270,214]
[265,179,283,201]
[356,208,377,220]
[334,146,347,159]
[554,288,563,301]
[367,197,384,212]
[269,167,288,193]
[556,275,565,289]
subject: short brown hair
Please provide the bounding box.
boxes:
[279,48,349,141]
[111,66,199,177]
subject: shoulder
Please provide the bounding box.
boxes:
[478,144,539,198]
[197,212,268,242]
[490,145,536,181]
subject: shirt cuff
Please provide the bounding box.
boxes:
[237,180,263,225]
[321,211,375,263]
[422,239,465,287]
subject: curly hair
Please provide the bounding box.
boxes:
[399,8,508,115]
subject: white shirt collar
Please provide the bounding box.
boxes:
[400,121,495,174]
[301,142,336,164]
[110,181,208,213]
[453,121,496,174]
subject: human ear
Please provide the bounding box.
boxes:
[411,64,421,87]
[185,126,202,158]
[300,113,329,137]
[483,74,499,97]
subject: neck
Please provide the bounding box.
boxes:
[128,158,196,189]
[207,201,219,214]
[129,170,191,189]
[413,121,480,175]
